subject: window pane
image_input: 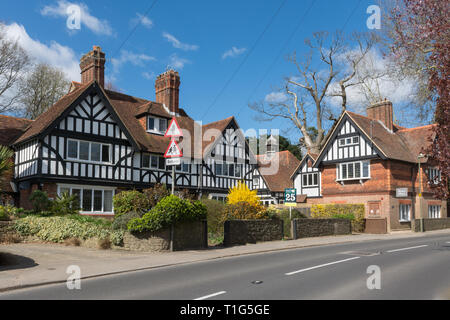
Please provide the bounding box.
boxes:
[91,143,101,162]
[102,145,110,162]
[223,163,228,176]
[353,136,359,144]
[159,119,167,132]
[142,154,150,168]
[348,163,354,178]
[68,140,78,158]
[80,141,89,160]
[60,187,70,196]
[183,163,189,173]
[158,157,165,170]
[93,190,102,211]
[147,117,155,130]
[308,174,312,185]
[82,189,92,211]
[303,175,307,186]
[363,161,369,177]
[313,173,318,185]
[104,190,113,212]
[341,164,347,179]
[355,162,361,178]
[235,164,241,177]
[151,155,158,168]
[229,164,234,177]
[346,138,351,144]
[339,139,345,146]
[215,163,222,175]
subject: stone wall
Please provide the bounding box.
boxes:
[412,218,450,232]
[365,218,387,234]
[224,219,284,247]
[123,220,207,252]
[291,218,352,239]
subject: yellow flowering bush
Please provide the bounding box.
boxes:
[224,181,267,220]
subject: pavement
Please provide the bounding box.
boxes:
[0,229,450,297]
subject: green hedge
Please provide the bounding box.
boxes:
[311,204,365,232]
[14,215,123,245]
[113,190,151,217]
[127,195,207,233]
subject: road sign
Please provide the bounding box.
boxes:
[165,158,181,166]
[164,139,183,158]
[284,188,297,207]
[164,117,183,137]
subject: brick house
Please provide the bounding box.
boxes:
[5,45,261,214]
[292,100,448,231]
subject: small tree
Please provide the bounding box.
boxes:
[29,190,51,213]
[227,181,260,207]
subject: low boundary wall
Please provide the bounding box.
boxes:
[291,218,352,239]
[412,218,450,232]
[224,219,284,247]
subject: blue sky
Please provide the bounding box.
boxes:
[2,0,416,144]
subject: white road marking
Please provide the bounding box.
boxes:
[386,245,428,253]
[194,291,227,300]
[285,257,361,276]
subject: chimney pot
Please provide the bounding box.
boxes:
[367,99,394,131]
[155,70,180,115]
[80,45,105,88]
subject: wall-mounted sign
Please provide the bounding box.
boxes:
[396,188,408,198]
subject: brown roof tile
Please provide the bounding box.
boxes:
[256,150,300,192]
[0,115,33,146]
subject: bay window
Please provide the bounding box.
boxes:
[337,161,370,181]
[58,185,115,214]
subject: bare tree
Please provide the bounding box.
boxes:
[19,63,70,119]
[0,23,30,113]
[250,31,380,154]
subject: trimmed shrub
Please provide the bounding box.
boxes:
[127,195,207,233]
[14,216,124,245]
[112,211,141,230]
[201,198,226,236]
[29,190,51,213]
[113,190,151,217]
[311,204,365,232]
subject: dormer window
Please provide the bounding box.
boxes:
[147,116,168,134]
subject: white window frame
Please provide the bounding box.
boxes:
[336,160,371,181]
[66,139,112,164]
[427,167,441,185]
[147,116,168,135]
[142,153,166,170]
[302,172,319,187]
[428,205,441,219]
[338,135,359,147]
[214,161,242,178]
[399,203,411,222]
[57,184,115,215]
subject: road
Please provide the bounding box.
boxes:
[1,232,449,300]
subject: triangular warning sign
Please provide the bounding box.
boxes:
[164,117,183,137]
[164,139,183,158]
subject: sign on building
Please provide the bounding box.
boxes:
[396,188,408,198]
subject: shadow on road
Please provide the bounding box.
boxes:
[0,252,38,271]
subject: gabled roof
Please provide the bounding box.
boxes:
[313,110,436,166]
[0,115,33,146]
[256,150,300,192]
[290,152,318,179]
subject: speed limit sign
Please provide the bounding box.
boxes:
[284,188,297,207]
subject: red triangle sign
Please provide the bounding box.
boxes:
[164,117,183,137]
[164,139,183,158]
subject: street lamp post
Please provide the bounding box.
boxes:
[417,153,425,231]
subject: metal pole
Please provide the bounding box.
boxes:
[172,165,175,195]
[289,206,292,220]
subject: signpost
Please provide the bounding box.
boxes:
[284,188,297,219]
[164,117,183,195]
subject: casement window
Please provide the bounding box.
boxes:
[302,172,318,187]
[399,204,411,222]
[428,205,441,219]
[215,162,242,177]
[253,177,260,188]
[176,160,190,173]
[427,167,441,185]
[58,185,114,214]
[339,135,359,147]
[147,116,168,134]
[142,154,165,170]
[337,160,370,181]
[67,139,111,163]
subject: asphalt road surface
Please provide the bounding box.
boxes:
[1,233,449,300]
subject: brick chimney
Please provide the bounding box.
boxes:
[367,99,393,131]
[80,46,105,87]
[155,70,180,115]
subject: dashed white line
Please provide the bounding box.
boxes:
[285,257,361,276]
[194,291,227,300]
[386,245,428,253]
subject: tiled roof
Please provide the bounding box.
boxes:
[0,115,33,146]
[256,150,300,192]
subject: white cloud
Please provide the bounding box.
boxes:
[162,32,198,51]
[142,71,155,80]
[168,54,190,70]
[110,50,156,77]
[2,22,80,81]
[131,13,153,29]
[222,46,247,59]
[265,92,288,104]
[41,0,113,36]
